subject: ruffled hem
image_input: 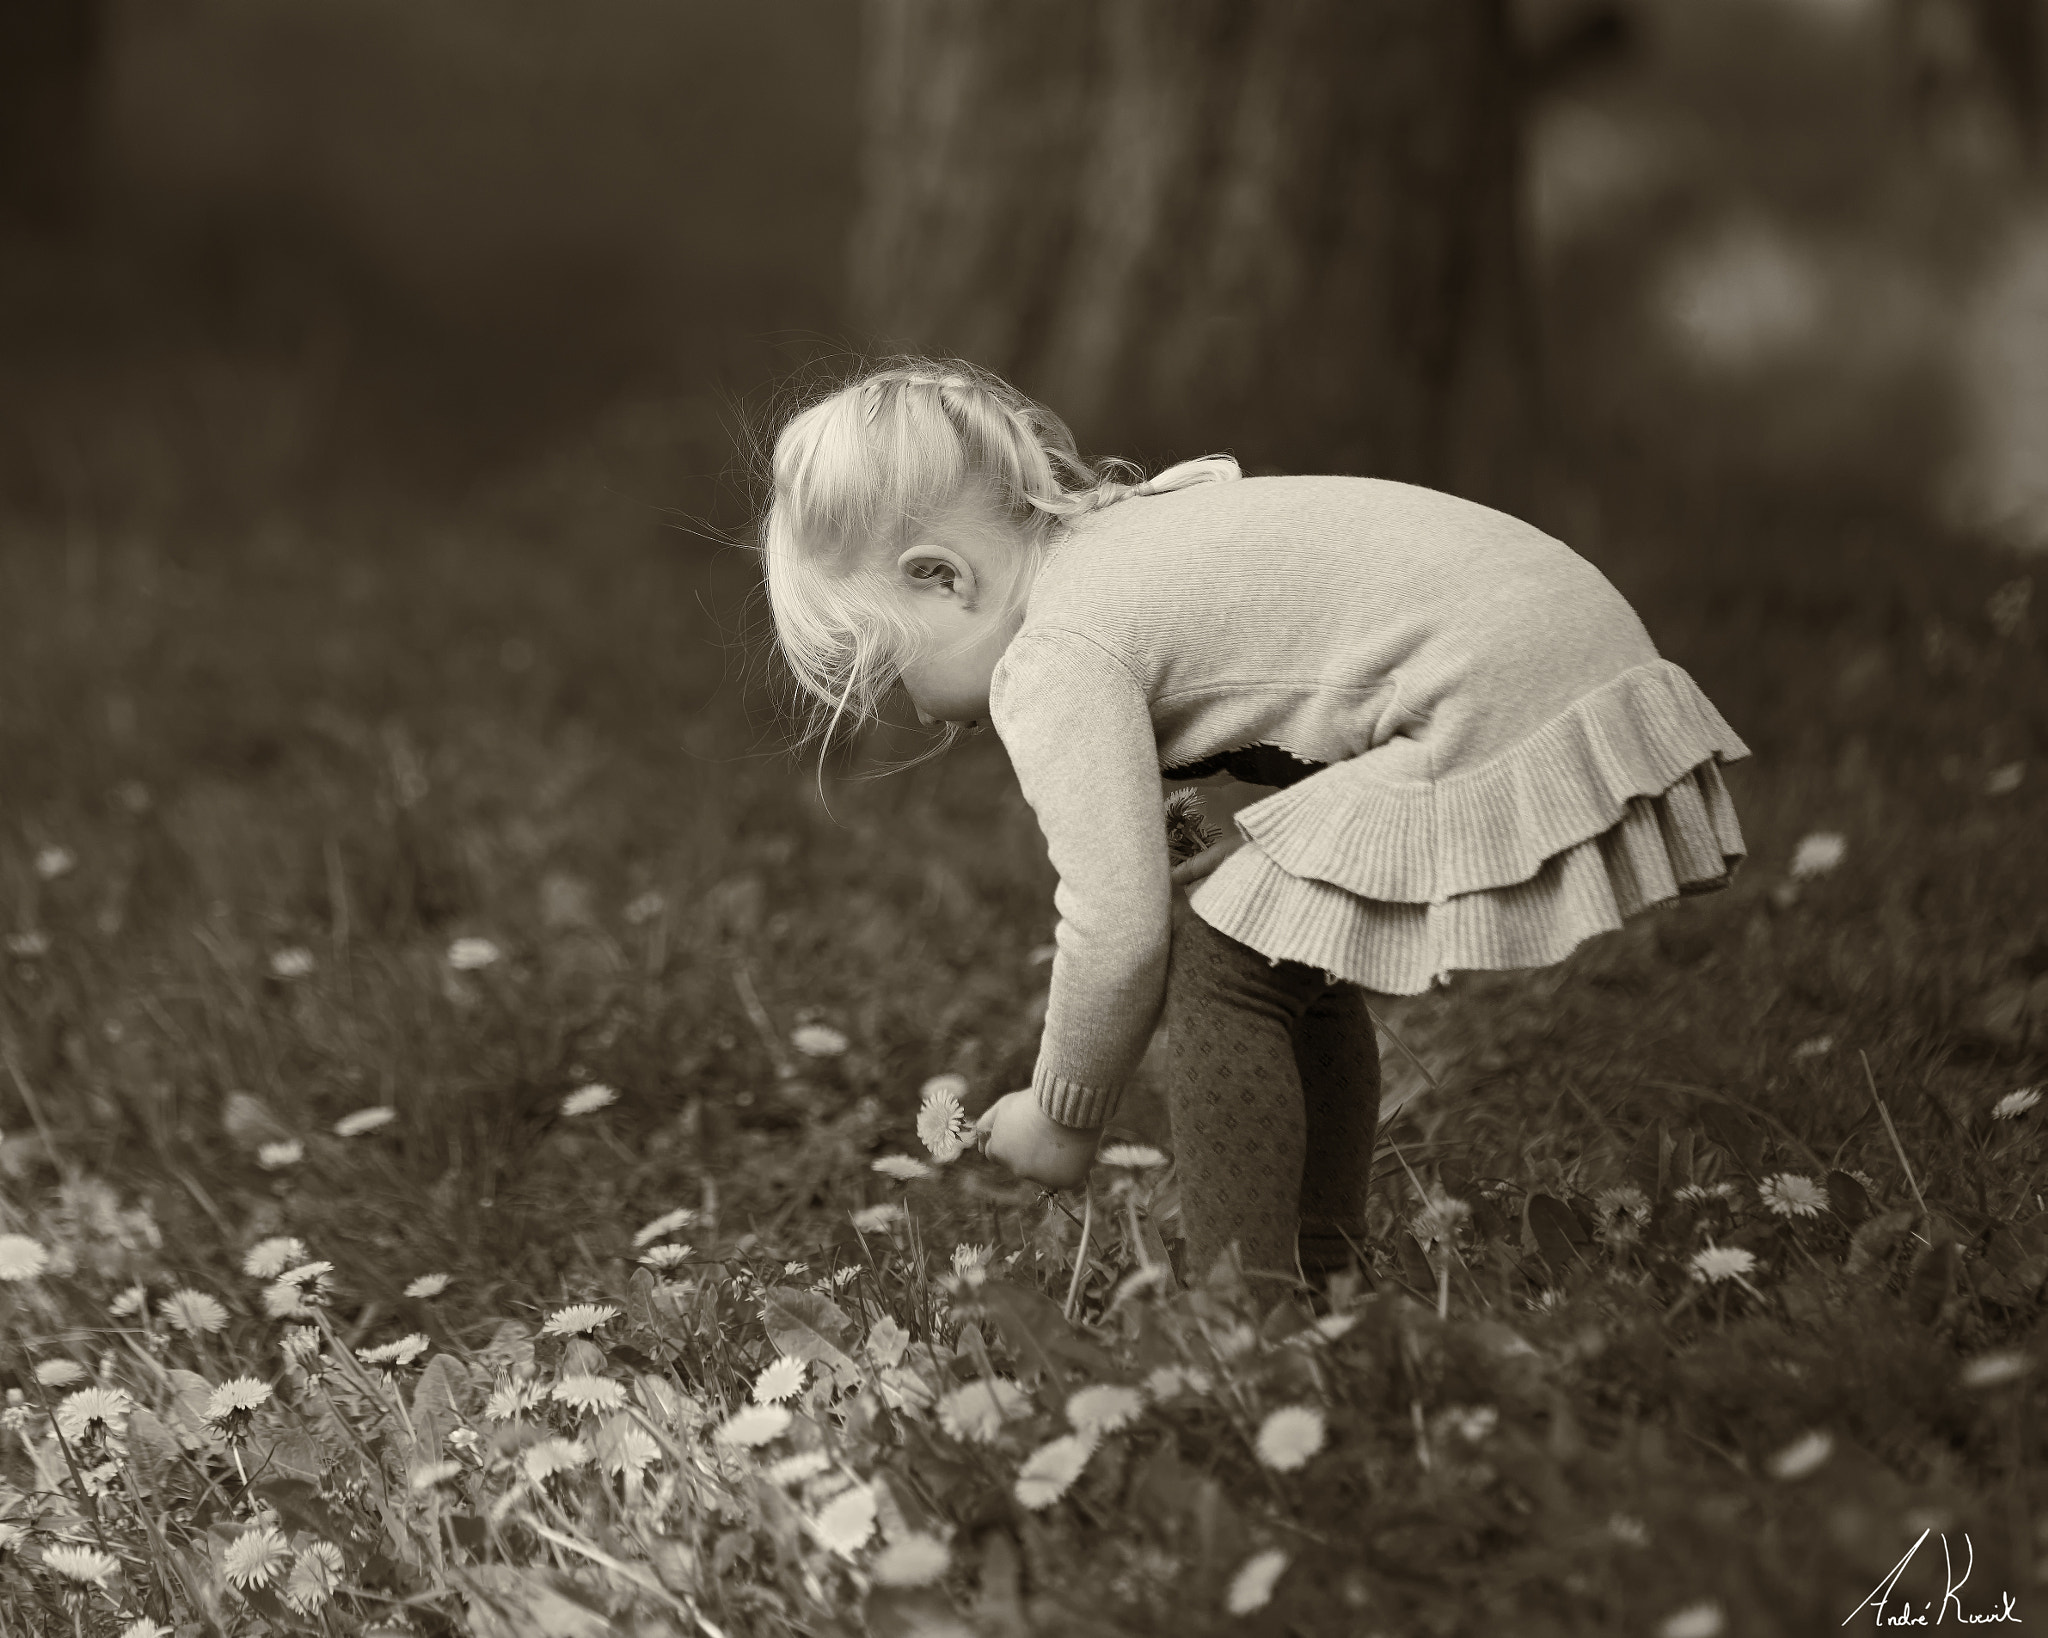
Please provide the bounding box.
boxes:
[1188,757,1746,997]
[1233,659,1750,904]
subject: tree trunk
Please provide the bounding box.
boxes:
[852,0,1539,511]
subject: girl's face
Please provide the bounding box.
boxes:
[892,504,1034,727]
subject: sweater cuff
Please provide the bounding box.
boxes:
[1033,1065,1119,1129]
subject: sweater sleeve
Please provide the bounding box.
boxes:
[990,627,1172,1129]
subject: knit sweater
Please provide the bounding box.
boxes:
[988,474,1749,1129]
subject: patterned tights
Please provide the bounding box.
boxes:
[1162,892,1382,1286]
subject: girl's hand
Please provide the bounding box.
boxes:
[1165,780,1273,889]
[1169,832,1245,887]
[975,1090,1100,1192]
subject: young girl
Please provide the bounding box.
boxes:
[759,359,1748,1288]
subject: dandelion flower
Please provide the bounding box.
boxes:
[121,1620,173,1638]
[1993,1085,2042,1121]
[765,1449,833,1486]
[850,1203,904,1234]
[1789,832,1846,880]
[277,1260,333,1290]
[561,1083,618,1117]
[1099,1143,1167,1169]
[1674,1182,1737,1207]
[410,1460,461,1490]
[333,1105,395,1138]
[812,1481,877,1555]
[1254,1405,1326,1472]
[792,1023,849,1057]
[41,1543,118,1588]
[1225,1548,1290,1616]
[1791,1034,1834,1062]
[1606,1513,1651,1547]
[1758,1173,1828,1218]
[268,947,315,980]
[1408,1192,1471,1248]
[1594,1185,1651,1227]
[109,1284,147,1318]
[594,1416,661,1478]
[55,1388,131,1443]
[936,1379,1028,1443]
[951,1243,993,1278]
[520,1437,592,1484]
[715,1404,792,1447]
[551,1374,628,1415]
[164,1289,229,1336]
[357,1334,429,1369]
[205,1376,273,1439]
[541,1302,618,1337]
[256,1139,303,1170]
[221,1525,290,1590]
[485,1380,540,1421]
[263,1280,314,1320]
[446,937,502,971]
[1066,1384,1145,1438]
[34,1359,87,1387]
[283,1541,343,1613]
[1145,1365,1212,1399]
[917,1075,970,1162]
[754,1357,807,1404]
[242,1237,308,1279]
[872,1533,951,1588]
[405,1272,451,1299]
[871,1154,933,1182]
[34,845,76,881]
[5,930,50,958]
[0,1234,51,1281]
[633,1207,697,1246]
[623,890,666,924]
[639,1243,691,1270]
[279,1327,322,1371]
[1657,1601,1725,1638]
[1689,1245,1759,1284]
[1960,1351,2030,1389]
[1766,1429,1834,1480]
[1014,1432,1096,1509]
[1443,1404,1499,1443]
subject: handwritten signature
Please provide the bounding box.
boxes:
[1843,1531,2023,1627]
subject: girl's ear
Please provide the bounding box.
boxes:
[896,544,977,602]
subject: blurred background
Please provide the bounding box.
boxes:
[3,0,2046,1139]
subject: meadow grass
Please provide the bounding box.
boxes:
[0,389,2044,1636]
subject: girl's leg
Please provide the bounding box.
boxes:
[1293,983,1381,1275]
[1162,894,1326,1283]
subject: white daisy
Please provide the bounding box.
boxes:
[410,1460,461,1490]
[1253,1405,1326,1472]
[871,1532,951,1588]
[256,1139,304,1170]
[754,1357,807,1404]
[356,1334,430,1369]
[594,1416,661,1479]
[34,1359,87,1387]
[0,1234,51,1281]
[41,1542,118,1587]
[1766,1429,1834,1480]
[446,937,502,971]
[283,1540,344,1613]
[242,1236,308,1279]
[484,1379,541,1422]
[550,1374,628,1415]
[632,1207,697,1246]
[850,1203,904,1234]
[639,1243,691,1270]
[917,1075,970,1162]
[333,1105,395,1138]
[560,1083,618,1117]
[1758,1173,1828,1218]
[1225,1548,1290,1616]
[715,1404,792,1447]
[1657,1600,1725,1638]
[1066,1384,1145,1438]
[220,1525,289,1590]
[791,1023,849,1058]
[1993,1085,2042,1121]
[1788,832,1846,880]
[109,1284,147,1318]
[268,947,316,980]
[1689,1245,1760,1284]
[163,1289,229,1336]
[55,1387,131,1443]
[1014,1432,1096,1509]
[34,845,76,881]
[404,1273,451,1299]
[936,1379,1028,1443]
[810,1481,877,1555]
[622,890,666,924]
[764,1449,833,1486]
[540,1303,618,1337]
[520,1437,592,1484]
[1959,1351,2030,1389]
[6,931,51,958]
[871,1154,933,1182]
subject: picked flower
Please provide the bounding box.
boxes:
[791,1023,849,1057]
[1014,1432,1096,1510]
[163,1290,229,1336]
[540,1302,619,1338]
[357,1334,430,1370]
[1066,1383,1145,1438]
[256,1139,303,1170]
[715,1403,793,1448]
[632,1207,697,1247]
[41,1543,119,1588]
[333,1105,395,1138]
[446,937,502,971]
[917,1075,970,1162]
[754,1356,807,1404]
[0,1234,52,1281]
[404,1273,451,1299]
[1689,1245,1760,1285]
[1225,1548,1290,1616]
[551,1374,628,1415]
[1788,832,1846,880]
[242,1237,308,1279]
[1098,1143,1167,1169]
[283,1541,343,1614]
[1758,1173,1828,1218]
[1253,1405,1326,1472]
[221,1525,289,1590]
[871,1532,951,1589]
[561,1083,618,1117]
[1993,1085,2042,1121]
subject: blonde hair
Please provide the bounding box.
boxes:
[757,355,1238,761]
